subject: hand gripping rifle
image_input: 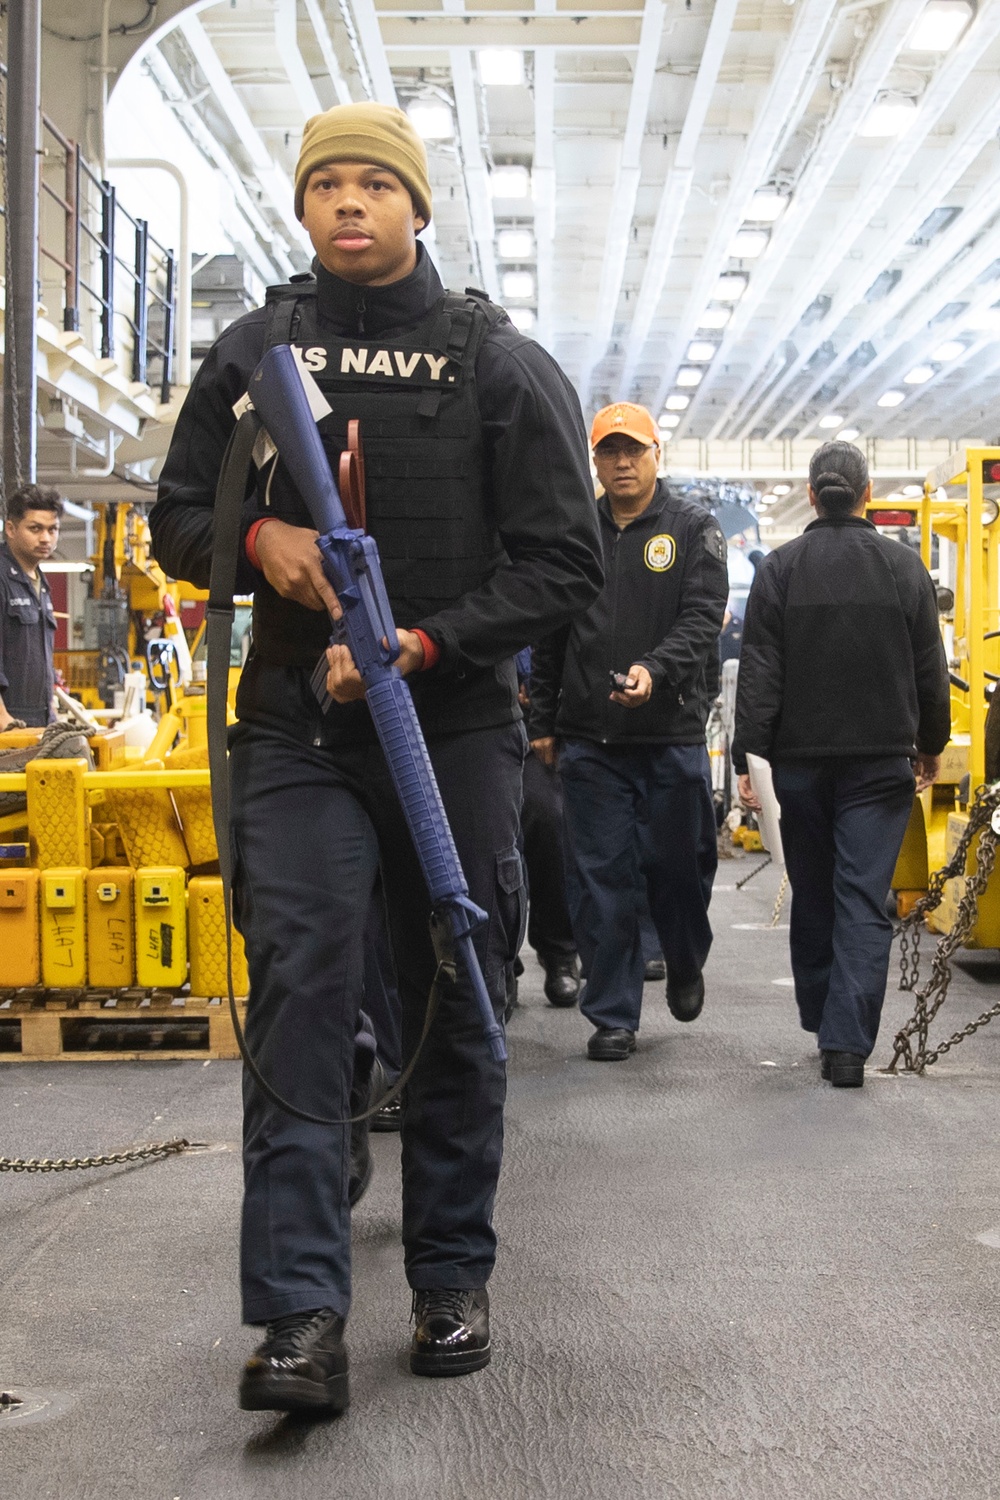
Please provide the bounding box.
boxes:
[247,342,507,1066]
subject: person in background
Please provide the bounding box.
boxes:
[732,441,950,1088]
[530,402,728,1061]
[0,485,62,731]
[516,648,581,1007]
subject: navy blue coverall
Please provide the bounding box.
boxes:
[0,542,56,727]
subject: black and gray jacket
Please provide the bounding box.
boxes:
[731,515,951,772]
[0,542,56,727]
[528,481,729,746]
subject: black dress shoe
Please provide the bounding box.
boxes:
[587,1026,636,1060]
[644,957,666,983]
[371,1093,402,1132]
[349,1057,385,1206]
[410,1288,490,1376]
[541,953,581,1007]
[824,1050,865,1088]
[666,971,705,1022]
[820,1050,832,1080]
[239,1308,349,1413]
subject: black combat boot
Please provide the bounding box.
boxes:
[410,1288,491,1376]
[239,1308,349,1413]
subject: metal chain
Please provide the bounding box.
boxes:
[889,782,1000,1073]
[0,26,22,500]
[0,1139,190,1173]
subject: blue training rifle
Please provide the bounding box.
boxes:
[248,342,507,1064]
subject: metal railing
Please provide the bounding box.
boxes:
[0,64,176,405]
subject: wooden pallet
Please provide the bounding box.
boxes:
[0,987,247,1061]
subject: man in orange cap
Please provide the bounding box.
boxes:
[529,402,728,1059]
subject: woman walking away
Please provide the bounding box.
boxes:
[732,442,950,1088]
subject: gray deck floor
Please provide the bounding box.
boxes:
[3,855,1000,1499]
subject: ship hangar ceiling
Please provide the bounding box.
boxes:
[40,0,1000,525]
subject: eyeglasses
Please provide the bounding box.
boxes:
[595,438,655,460]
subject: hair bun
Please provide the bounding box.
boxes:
[814,471,853,499]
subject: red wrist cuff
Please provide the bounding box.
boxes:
[411,629,440,671]
[245,517,276,571]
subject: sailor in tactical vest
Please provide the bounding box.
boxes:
[150,103,602,1414]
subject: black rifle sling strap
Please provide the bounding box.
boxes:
[206,411,443,1127]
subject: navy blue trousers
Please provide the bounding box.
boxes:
[772,757,915,1059]
[229,721,525,1325]
[521,751,576,959]
[559,740,717,1033]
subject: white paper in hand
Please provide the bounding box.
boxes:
[746,753,784,867]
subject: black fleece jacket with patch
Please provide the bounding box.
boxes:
[731,515,951,773]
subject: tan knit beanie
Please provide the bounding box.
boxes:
[294,103,432,224]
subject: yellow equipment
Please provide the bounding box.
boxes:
[86,869,135,988]
[40,868,87,988]
[134,867,188,988]
[0,869,41,987]
[189,876,248,998]
[879,447,1000,944]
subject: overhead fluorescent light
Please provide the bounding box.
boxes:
[686,341,717,362]
[907,1,974,52]
[838,427,861,441]
[697,307,731,330]
[759,494,778,505]
[507,306,535,332]
[501,270,535,299]
[715,273,749,302]
[745,190,787,224]
[658,413,681,429]
[757,515,775,526]
[904,365,934,384]
[665,394,690,411]
[676,367,704,388]
[406,101,454,140]
[772,483,792,496]
[496,228,534,259]
[877,390,906,407]
[818,413,844,429]
[490,165,531,198]
[965,306,1000,332]
[478,49,524,86]
[902,484,924,497]
[859,96,918,138]
[728,229,769,260]
[933,339,965,360]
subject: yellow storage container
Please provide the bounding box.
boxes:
[0,869,41,987]
[41,868,87,988]
[134,867,187,987]
[188,876,248,997]
[86,869,135,988]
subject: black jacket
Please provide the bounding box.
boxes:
[528,481,729,745]
[150,247,603,744]
[731,515,951,772]
[0,542,56,727]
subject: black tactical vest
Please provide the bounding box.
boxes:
[250,277,507,668]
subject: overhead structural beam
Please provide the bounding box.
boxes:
[302,0,354,106]
[726,0,1000,441]
[275,0,324,119]
[533,27,556,353]
[775,156,1000,438]
[3,0,41,491]
[799,238,1000,439]
[882,341,1000,441]
[379,17,641,48]
[347,0,398,103]
[615,0,741,401]
[448,44,499,301]
[144,46,292,283]
[659,0,926,425]
[178,14,310,251]
[578,0,665,412]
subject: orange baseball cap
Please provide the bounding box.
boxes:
[590,402,659,450]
